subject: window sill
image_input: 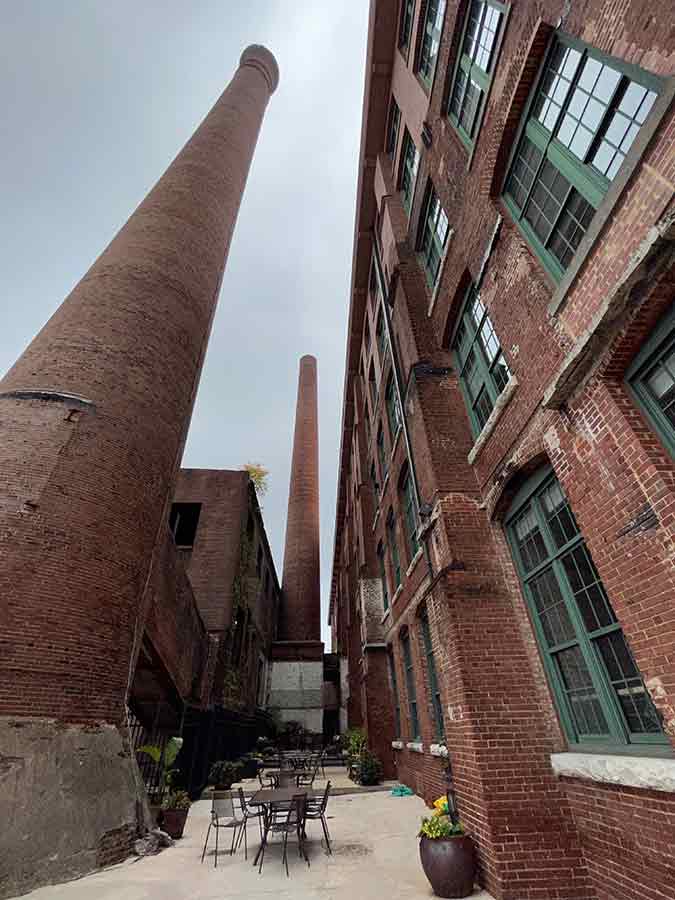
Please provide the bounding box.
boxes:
[407,741,424,753]
[405,547,424,578]
[429,743,448,758]
[392,740,404,750]
[391,584,403,606]
[550,751,675,794]
[467,375,519,466]
[381,607,391,626]
[372,507,381,532]
[380,470,391,496]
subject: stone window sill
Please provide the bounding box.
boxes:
[392,740,404,750]
[381,607,391,626]
[391,584,403,606]
[550,752,675,793]
[380,470,391,496]
[405,547,424,578]
[407,741,424,753]
[390,425,403,459]
[427,229,454,318]
[372,507,381,532]
[429,743,448,758]
[467,375,518,466]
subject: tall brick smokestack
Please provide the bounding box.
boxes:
[0,45,278,726]
[281,355,321,642]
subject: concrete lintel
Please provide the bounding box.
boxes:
[551,751,675,793]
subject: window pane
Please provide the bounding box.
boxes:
[645,345,675,426]
[596,632,662,734]
[491,352,511,393]
[556,645,610,736]
[592,81,657,179]
[514,505,548,572]
[399,0,414,50]
[459,78,483,136]
[529,566,576,647]
[524,159,570,244]
[548,188,594,270]
[506,138,543,212]
[561,544,616,632]
[541,480,579,548]
[534,44,582,133]
[473,387,494,429]
[557,57,621,162]
[450,67,468,121]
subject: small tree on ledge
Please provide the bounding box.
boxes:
[243,462,269,498]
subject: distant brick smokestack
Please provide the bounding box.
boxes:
[281,355,321,642]
[0,45,279,726]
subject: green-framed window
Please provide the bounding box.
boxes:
[369,362,377,408]
[626,304,675,460]
[388,648,402,737]
[376,306,387,359]
[387,508,402,589]
[398,0,415,56]
[369,459,379,498]
[505,469,666,748]
[386,375,402,441]
[377,423,388,481]
[419,183,450,287]
[503,35,660,282]
[400,467,419,560]
[400,129,420,216]
[420,612,445,739]
[387,97,402,156]
[417,0,446,90]
[401,630,420,738]
[378,540,390,611]
[451,283,511,437]
[447,0,505,148]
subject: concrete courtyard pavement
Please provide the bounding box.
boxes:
[15,790,493,900]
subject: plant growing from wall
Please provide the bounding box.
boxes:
[243,462,269,498]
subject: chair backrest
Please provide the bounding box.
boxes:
[212,793,235,820]
[237,786,249,814]
[277,770,295,789]
[320,780,331,813]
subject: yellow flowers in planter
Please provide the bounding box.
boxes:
[419,796,464,839]
[432,795,449,817]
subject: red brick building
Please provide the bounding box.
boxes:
[329,2,675,898]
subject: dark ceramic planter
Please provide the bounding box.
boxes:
[161,808,189,839]
[419,834,476,898]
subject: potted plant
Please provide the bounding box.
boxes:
[353,748,383,786]
[208,759,243,790]
[137,736,185,826]
[159,789,192,838]
[418,797,475,899]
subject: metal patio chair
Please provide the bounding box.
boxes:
[235,787,265,858]
[296,755,321,788]
[200,793,245,867]
[304,780,332,854]
[257,794,309,877]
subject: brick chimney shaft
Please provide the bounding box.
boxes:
[0,46,279,724]
[280,355,321,642]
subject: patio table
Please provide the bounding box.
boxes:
[259,769,313,787]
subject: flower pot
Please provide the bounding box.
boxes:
[161,808,189,839]
[419,834,476,899]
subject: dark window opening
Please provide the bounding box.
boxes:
[169,502,201,547]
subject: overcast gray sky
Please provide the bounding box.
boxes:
[0,2,368,643]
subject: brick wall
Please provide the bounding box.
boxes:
[331,2,675,899]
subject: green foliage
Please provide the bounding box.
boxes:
[345,727,367,756]
[137,737,183,791]
[162,789,191,810]
[419,815,465,840]
[352,749,383,786]
[208,759,243,788]
[243,463,269,497]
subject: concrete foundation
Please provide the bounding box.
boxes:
[268,660,324,734]
[0,718,149,900]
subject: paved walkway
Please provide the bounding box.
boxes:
[16,790,493,900]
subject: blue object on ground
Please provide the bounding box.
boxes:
[390,784,414,796]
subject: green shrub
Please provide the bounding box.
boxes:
[353,749,383,786]
[345,727,367,756]
[162,789,191,810]
[208,760,243,788]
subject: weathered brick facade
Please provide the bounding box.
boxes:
[330,3,675,898]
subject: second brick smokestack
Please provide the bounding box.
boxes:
[281,355,320,642]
